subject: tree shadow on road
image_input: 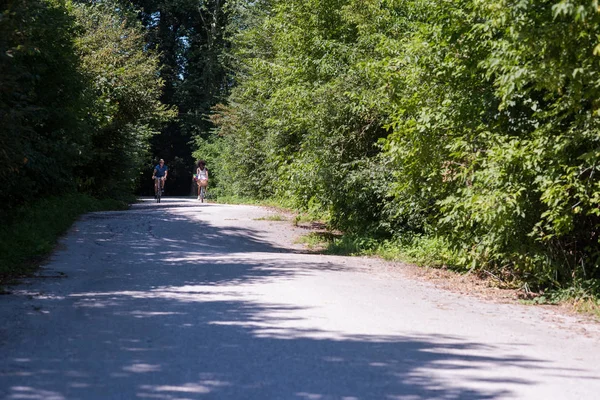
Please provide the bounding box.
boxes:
[80,202,298,256]
[0,290,547,400]
[1,204,597,399]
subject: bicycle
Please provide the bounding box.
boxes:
[155,177,164,203]
[198,180,207,202]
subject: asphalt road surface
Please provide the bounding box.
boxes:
[1,198,599,400]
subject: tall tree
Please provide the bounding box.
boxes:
[72,0,175,197]
[0,0,88,210]
[1,0,173,212]
[130,0,231,195]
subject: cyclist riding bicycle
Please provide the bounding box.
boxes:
[152,159,168,197]
[195,160,209,201]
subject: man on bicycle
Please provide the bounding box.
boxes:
[152,159,168,197]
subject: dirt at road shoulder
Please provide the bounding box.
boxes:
[273,208,600,328]
[379,259,600,331]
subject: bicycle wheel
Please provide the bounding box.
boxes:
[200,186,205,203]
[156,180,161,203]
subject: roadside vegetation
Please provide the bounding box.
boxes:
[254,215,287,221]
[284,210,599,317]
[1,0,172,211]
[0,194,128,286]
[201,0,600,305]
[1,0,171,281]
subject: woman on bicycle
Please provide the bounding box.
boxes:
[196,160,209,201]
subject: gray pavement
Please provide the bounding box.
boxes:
[1,197,599,399]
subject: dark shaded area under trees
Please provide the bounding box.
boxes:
[1,0,173,213]
[130,0,231,196]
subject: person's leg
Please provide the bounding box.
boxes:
[201,182,207,202]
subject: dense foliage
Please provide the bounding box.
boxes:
[74,1,175,196]
[208,0,600,288]
[0,0,171,212]
[1,0,88,209]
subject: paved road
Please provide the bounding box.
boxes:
[1,198,599,399]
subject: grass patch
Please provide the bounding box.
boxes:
[324,233,459,267]
[572,298,600,318]
[0,193,128,285]
[295,232,341,251]
[214,195,291,208]
[254,214,287,221]
[293,213,316,226]
[519,295,600,319]
[519,279,600,316]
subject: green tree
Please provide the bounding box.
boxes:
[0,0,88,210]
[213,0,390,231]
[215,0,600,289]
[72,0,175,197]
[130,0,231,195]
